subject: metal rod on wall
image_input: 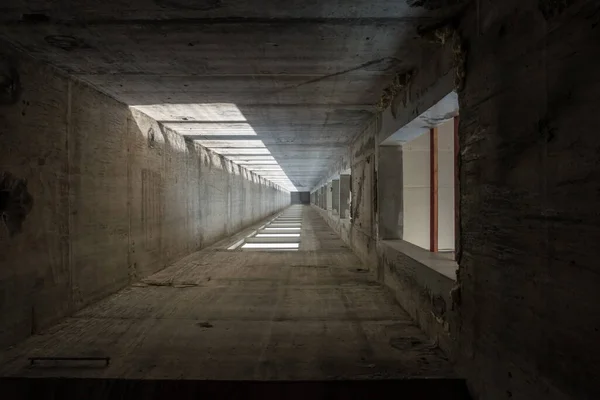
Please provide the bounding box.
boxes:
[454,115,460,259]
[430,127,439,253]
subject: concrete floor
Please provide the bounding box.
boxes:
[0,206,453,380]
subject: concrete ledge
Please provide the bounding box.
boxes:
[378,240,457,357]
[381,240,458,281]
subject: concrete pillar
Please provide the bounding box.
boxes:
[326,181,333,212]
[378,146,403,240]
[332,179,340,216]
[339,175,350,219]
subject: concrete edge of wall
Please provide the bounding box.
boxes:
[312,206,377,268]
[377,242,457,358]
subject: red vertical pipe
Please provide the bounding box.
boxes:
[454,115,460,258]
[430,127,439,253]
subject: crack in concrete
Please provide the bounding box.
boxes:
[272,58,402,94]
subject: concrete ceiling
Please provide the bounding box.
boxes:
[0,0,467,191]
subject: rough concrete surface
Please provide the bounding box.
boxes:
[310,1,600,399]
[1,0,599,398]
[0,207,454,382]
[456,1,600,399]
[0,45,289,349]
[0,0,468,190]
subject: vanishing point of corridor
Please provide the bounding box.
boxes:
[0,206,452,381]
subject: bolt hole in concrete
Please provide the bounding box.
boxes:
[20,13,50,22]
[155,0,222,11]
[389,337,426,351]
[44,35,90,51]
[0,172,33,237]
[0,59,21,105]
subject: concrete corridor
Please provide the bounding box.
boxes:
[0,206,452,381]
[2,1,598,397]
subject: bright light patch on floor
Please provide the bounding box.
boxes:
[264,227,301,231]
[255,233,301,237]
[241,243,300,249]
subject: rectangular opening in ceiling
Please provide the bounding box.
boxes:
[131,103,298,192]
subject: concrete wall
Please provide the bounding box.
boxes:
[456,2,600,399]
[313,118,380,268]
[310,37,458,362]
[290,191,309,204]
[312,1,600,398]
[0,45,289,349]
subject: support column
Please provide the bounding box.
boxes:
[326,181,333,212]
[332,179,340,216]
[339,175,350,219]
[320,187,325,209]
[378,146,403,240]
